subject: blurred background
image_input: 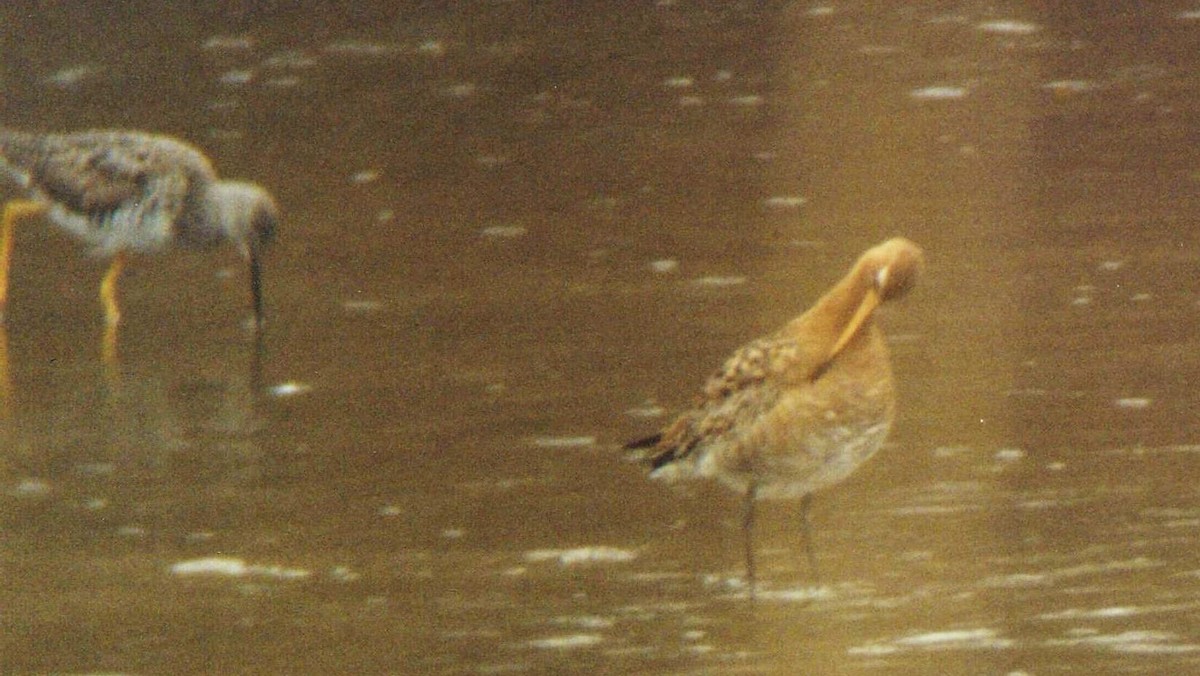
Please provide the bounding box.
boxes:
[3,1,1200,672]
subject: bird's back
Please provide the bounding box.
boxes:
[638,315,895,498]
[0,129,217,254]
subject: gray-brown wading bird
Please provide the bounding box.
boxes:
[626,237,924,590]
[0,129,278,332]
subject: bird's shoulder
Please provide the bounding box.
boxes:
[638,332,806,468]
[34,132,214,214]
[702,333,806,399]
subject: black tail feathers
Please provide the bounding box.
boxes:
[623,433,662,451]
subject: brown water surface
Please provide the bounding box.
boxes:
[4,2,1200,673]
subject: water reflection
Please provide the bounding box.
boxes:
[2,326,265,465]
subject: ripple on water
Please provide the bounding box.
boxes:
[169,556,311,580]
[649,259,679,274]
[690,275,747,288]
[480,224,528,239]
[323,40,405,57]
[218,69,255,86]
[1045,630,1200,654]
[909,85,968,100]
[527,633,604,650]
[525,546,638,566]
[529,435,597,449]
[42,64,106,88]
[9,478,52,497]
[203,35,254,51]
[850,628,1015,656]
[976,20,1041,35]
[269,381,313,397]
[761,195,807,209]
[1113,397,1152,410]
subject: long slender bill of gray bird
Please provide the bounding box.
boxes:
[626,237,924,596]
[0,129,278,333]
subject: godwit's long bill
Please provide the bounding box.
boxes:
[626,237,924,592]
[0,129,278,332]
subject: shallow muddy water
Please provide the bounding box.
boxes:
[4,2,1200,673]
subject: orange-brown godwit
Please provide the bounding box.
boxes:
[627,237,924,590]
[0,129,277,330]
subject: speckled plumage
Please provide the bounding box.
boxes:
[0,128,278,327]
[627,237,924,588]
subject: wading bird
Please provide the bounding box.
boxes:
[0,128,278,335]
[626,237,924,592]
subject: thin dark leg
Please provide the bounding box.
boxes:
[742,483,758,596]
[249,247,265,329]
[249,322,265,395]
[800,493,820,585]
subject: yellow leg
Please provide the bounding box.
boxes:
[0,199,46,322]
[100,252,126,327]
[99,253,127,367]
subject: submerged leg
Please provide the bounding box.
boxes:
[100,252,126,327]
[101,320,119,365]
[0,325,10,422]
[800,493,820,585]
[742,483,759,595]
[0,199,46,321]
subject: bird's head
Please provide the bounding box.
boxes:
[207,180,279,254]
[823,238,924,365]
[864,237,924,302]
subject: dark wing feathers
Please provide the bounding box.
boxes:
[0,132,214,221]
[623,433,662,450]
[37,148,144,218]
[32,135,165,217]
[627,335,799,469]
